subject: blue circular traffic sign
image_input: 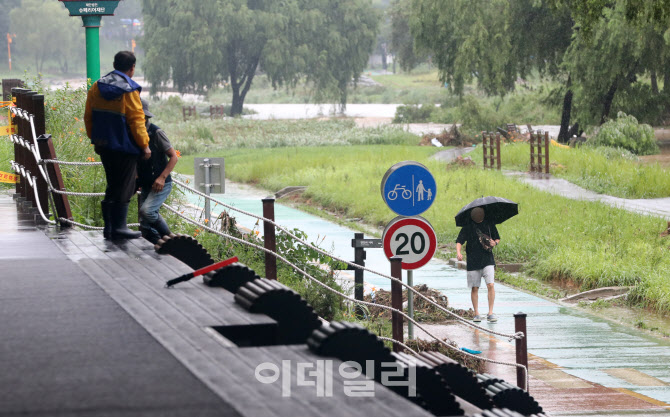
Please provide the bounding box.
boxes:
[381,161,436,216]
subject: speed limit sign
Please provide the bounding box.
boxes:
[382,216,437,270]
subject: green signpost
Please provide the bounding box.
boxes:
[58,1,122,84]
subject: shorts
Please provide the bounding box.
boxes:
[467,265,495,288]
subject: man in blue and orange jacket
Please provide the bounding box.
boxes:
[85,51,151,240]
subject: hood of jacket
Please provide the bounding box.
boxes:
[97,70,142,101]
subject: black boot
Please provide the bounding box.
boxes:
[141,215,171,244]
[101,201,111,239]
[110,202,141,240]
[152,214,171,238]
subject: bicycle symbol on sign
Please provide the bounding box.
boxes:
[387,184,412,201]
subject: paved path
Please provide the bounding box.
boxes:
[506,171,670,220]
[432,146,670,220]
[185,182,670,416]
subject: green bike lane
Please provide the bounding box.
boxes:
[186,183,670,413]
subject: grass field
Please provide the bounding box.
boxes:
[155,117,421,156]
[175,144,670,313]
[467,142,670,199]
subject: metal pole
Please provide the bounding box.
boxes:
[353,232,365,319]
[390,256,403,352]
[82,16,102,85]
[203,158,211,223]
[407,269,414,340]
[262,197,277,280]
[514,312,529,391]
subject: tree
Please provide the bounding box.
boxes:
[562,0,670,126]
[305,0,379,109]
[142,0,379,116]
[551,0,670,33]
[409,0,572,96]
[410,0,518,97]
[390,0,426,72]
[9,0,83,73]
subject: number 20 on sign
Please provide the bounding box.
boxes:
[382,216,437,270]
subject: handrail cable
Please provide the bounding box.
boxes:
[4,106,528,387]
[164,202,528,388]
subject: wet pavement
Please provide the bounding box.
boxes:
[505,171,670,220]
[185,181,670,415]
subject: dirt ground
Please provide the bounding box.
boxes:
[639,143,670,167]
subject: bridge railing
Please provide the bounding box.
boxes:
[9,87,73,225]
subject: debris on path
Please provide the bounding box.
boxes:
[364,284,474,322]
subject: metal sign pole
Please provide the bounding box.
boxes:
[353,232,365,318]
[203,158,211,223]
[407,269,414,340]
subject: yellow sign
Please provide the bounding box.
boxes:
[0,171,19,183]
[0,101,15,136]
[0,124,16,135]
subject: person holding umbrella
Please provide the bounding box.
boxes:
[454,196,518,323]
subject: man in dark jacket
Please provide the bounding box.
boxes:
[84,51,151,240]
[456,207,501,323]
[137,99,178,244]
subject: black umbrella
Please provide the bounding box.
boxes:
[455,196,518,227]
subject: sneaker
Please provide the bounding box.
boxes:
[487,314,498,322]
[473,315,483,322]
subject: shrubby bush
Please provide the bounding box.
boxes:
[393,103,436,123]
[590,112,659,155]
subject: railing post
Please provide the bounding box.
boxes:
[482,132,488,169]
[496,132,501,170]
[12,88,24,199]
[23,90,38,209]
[390,256,403,352]
[31,94,49,217]
[514,312,529,391]
[530,132,535,173]
[203,158,211,224]
[262,196,277,280]
[2,79,24,101]
[544,131,550,175]
[37,134,73,226]
[353,232,365,318]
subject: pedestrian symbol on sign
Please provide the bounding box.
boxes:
[381,161,436,217]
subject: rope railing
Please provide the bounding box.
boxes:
[9,135,524,341]
[163,202,528,388]
[6,99,431,366]
[10,161,56,226]
[4,90,529,390]
[172,178,523,342]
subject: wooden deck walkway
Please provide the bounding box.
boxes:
[0,192,431,417]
